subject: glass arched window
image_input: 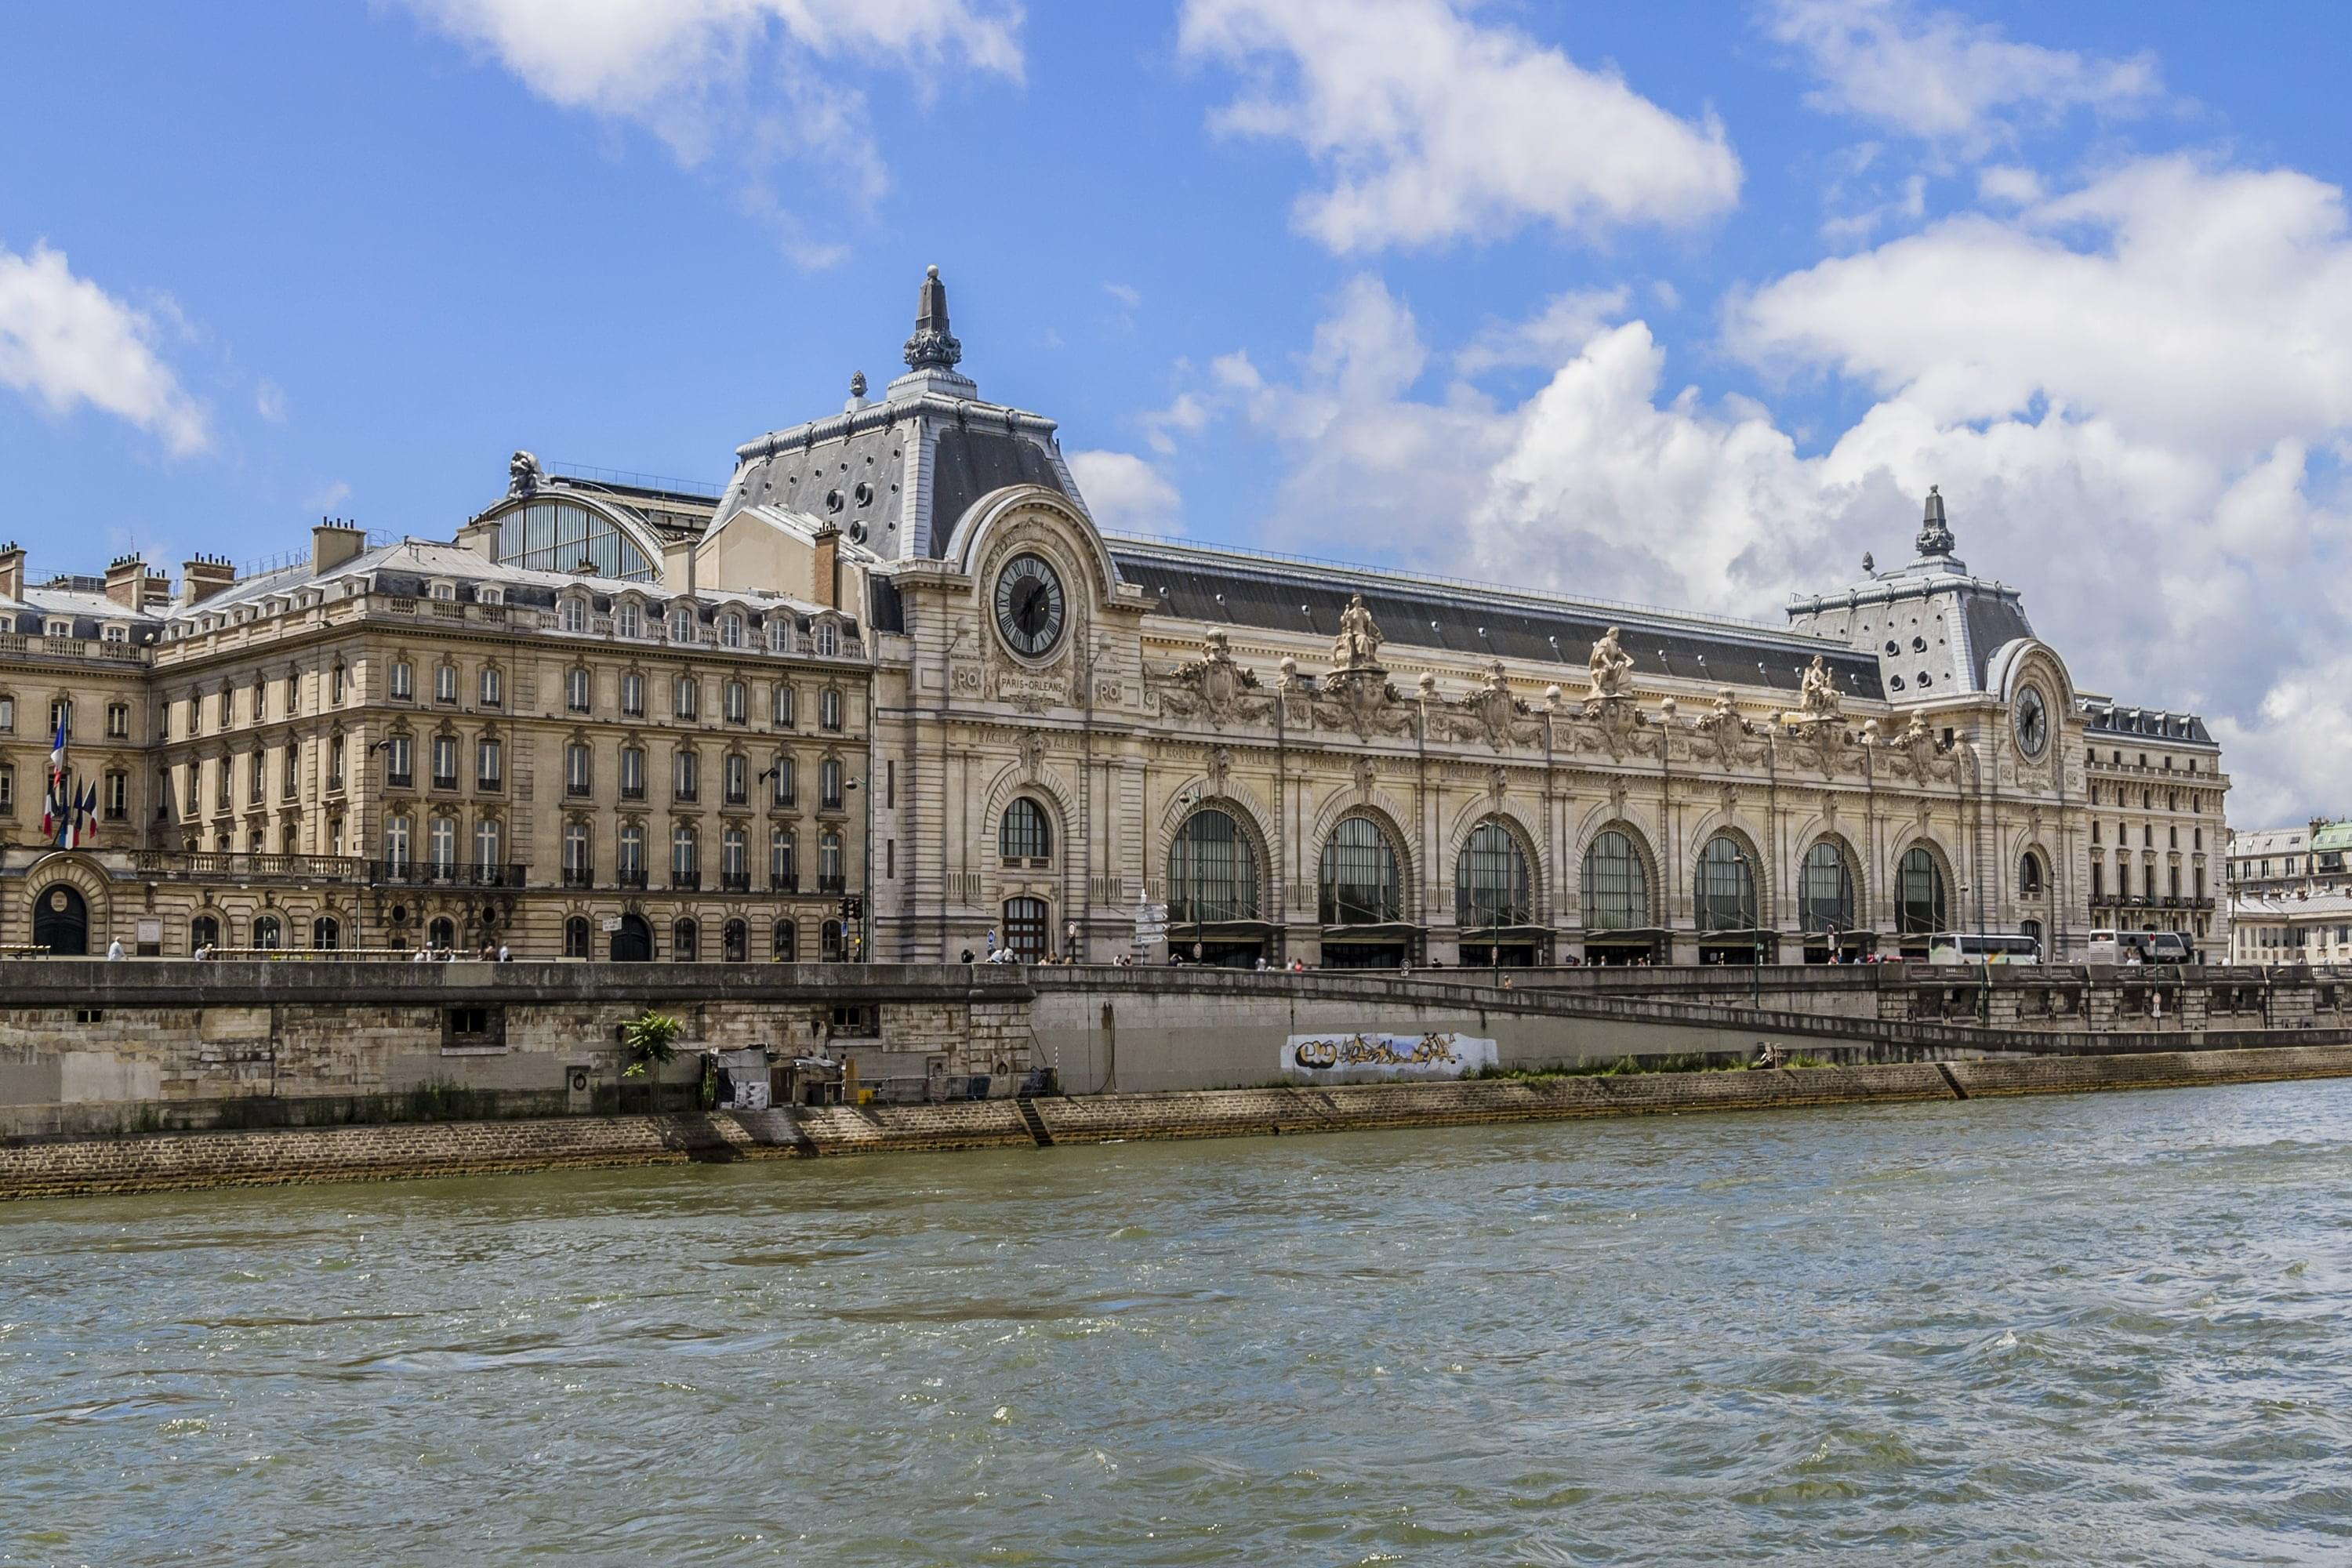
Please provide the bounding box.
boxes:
[191,914,220,953]
[253,915,282,950]
[312,916,339,951]
[1168,808,1257,924]
[564,916,590,959]
[1799,841,1854,933]
[1319,816,1399,925]
[721,612,743,649]
[1457,818,1530,928]
[2020,851,2045,895]
[1581,829,1648,931]
[723,918,748,962]
[1694,837,1758,932]
[1000,798,1052,862]
[1897,848,1947,935]
[673,919,699,961]
[2020,917,2043,952]
[495,500,655,580]
[428,916,455,950]
[772,920,797,961]
[821,919,844,961]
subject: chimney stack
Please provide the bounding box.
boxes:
[312,517,368,577]
[105,553,148,608]
[811,524,840,609]
[140,568,170,610]
[0,541,24,602]
[180,553,236,608]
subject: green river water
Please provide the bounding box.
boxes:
[5,1080,2350,1565]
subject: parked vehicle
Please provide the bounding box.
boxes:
[2086,929,2194,965]
[1927,932,2043,964]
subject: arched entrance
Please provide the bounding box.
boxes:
[32,884,89,955]
[610,912,652,962]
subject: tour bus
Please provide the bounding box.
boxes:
[2085,929,2195,965]
[1926,932,2044,965]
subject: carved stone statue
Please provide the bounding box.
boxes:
[1799,655,1842,719]
[1332,593,1384,670]
[507,449,541,498]
[1587,626,1634,699]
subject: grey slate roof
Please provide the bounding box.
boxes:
[1109,538,1886,699]
[2084,702,2215,746]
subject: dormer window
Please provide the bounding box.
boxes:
[44,619,71,638]
[720,612,744,649]
[670,608,695,643]
[102,624,127,644]
[478,586,503,607]
[430,582,456,601]
[815,620,839,658]
[560,597,586,633]
[615,601,643,639]
[766,617,792,654]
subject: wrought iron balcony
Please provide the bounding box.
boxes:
[720,870,751,891]
[615,867,648,890]
[561,866,596,888]
[368,861,527,888]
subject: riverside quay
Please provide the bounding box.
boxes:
[0,270,2226,966]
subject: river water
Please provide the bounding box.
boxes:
[5,1081,2351,1566]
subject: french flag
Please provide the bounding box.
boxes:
[41,713,65,840]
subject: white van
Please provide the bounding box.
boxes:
[2086,929,2193,965]
[1927,932,2043,965]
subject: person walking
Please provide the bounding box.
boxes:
[106,937,125,961]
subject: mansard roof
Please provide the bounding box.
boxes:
[2083,701,2216,747]
[1109,535,1886,701]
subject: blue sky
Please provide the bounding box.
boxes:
[6,0,2352,819]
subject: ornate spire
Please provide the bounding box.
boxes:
[902,263,963,372]
[1915,484,1955,557]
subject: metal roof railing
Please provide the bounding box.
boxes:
[1100,528,1843,645]
[548,463,723,501]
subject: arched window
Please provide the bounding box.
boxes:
[2020,851,2045,896]
[312,916,339,951]
[673,918,699,961]
[821,918,845,961]
[1694,837,1759,932]
[1319,816,1400,925]
[495,499,655,580]
[428,916,456,950]
[560,597,586,633]
[564,916,590,959]
[191,914,220,953]
[1168,808,1258,923]
[1581,829,1649,931]
[1799,841,1854,933]
[721,612,744,649]
[1000,798,1052,862]
[250,914,281,950]
[1897,848,1947,935]
[772,919,797,961]
[2020,917,2043,953]
[1457,819,1530,929]
[723,918,749,962]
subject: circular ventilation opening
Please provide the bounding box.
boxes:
[1917,672,1933,687]
[825,489,844,514]
[1883,641,1898,655]
[854,481,873,507]
[1889,677,1906,691]
[1911,637,1926,652]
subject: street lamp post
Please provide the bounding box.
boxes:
[1176,789,1202,964]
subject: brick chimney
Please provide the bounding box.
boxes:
[105,553,148,608]
[811,524,840,610]
[180,553,236,607]
[0,541,24,601]
[312,518,368,577]
[140,568,170,610]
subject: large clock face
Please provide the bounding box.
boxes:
[2015,685,2049,758]
[993,553,1066,659]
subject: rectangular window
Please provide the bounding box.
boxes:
[0,695,13,733]
[387,735,412,789]
[106,703,129,739]
[249,748,266,804]
[772,684,796,728]
[724,753,748,805]
[820,758,844,809]
[328,735,346,792]
[619,747,645,800]
[724,680,747,724]
[673,750,698,802]
[104,771,127,820]
[477,738,503,792]
[479,666,503,707]
[432,735,459,791]
[886,838,895,879]
[281,743,298,799]
[0,763,13,815]
[332,665,347,704]
[621,673,644,717]
[673,676,699,721]
[567,668,590,713]
[771,757,794,808]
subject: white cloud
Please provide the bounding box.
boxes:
[1178,0,1740,252]
[255,379,288,423]
[1766,0,2161,151]
[0,242,209,456]
[1102,281,1142,309]
[1178,159,2352,819]
[1454,286,1629,376]
[1067,450,1182,534]
[403,0,1024,209]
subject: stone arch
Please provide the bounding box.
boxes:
[1441,797,1545,918]
[946,485,1123,606]
[1889,832,1961,936]
[980,758,1082,861]
[20,851,109,952]
[1794,829,1867,932]
[1573,815,1661,930]
[1309,797,1418,923]
[1157,786,1276,916]
[1687,819,1770,931]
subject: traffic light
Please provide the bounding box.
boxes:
[840,894,864,922]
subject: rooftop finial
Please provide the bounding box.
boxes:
[903,264,962,371]
[1915,483,1955,557]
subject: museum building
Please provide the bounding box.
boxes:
[0,269,2230,962]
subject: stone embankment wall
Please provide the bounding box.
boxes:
[7,1044,2349,1202]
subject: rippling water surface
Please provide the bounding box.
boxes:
[6,1082,2352,1565]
